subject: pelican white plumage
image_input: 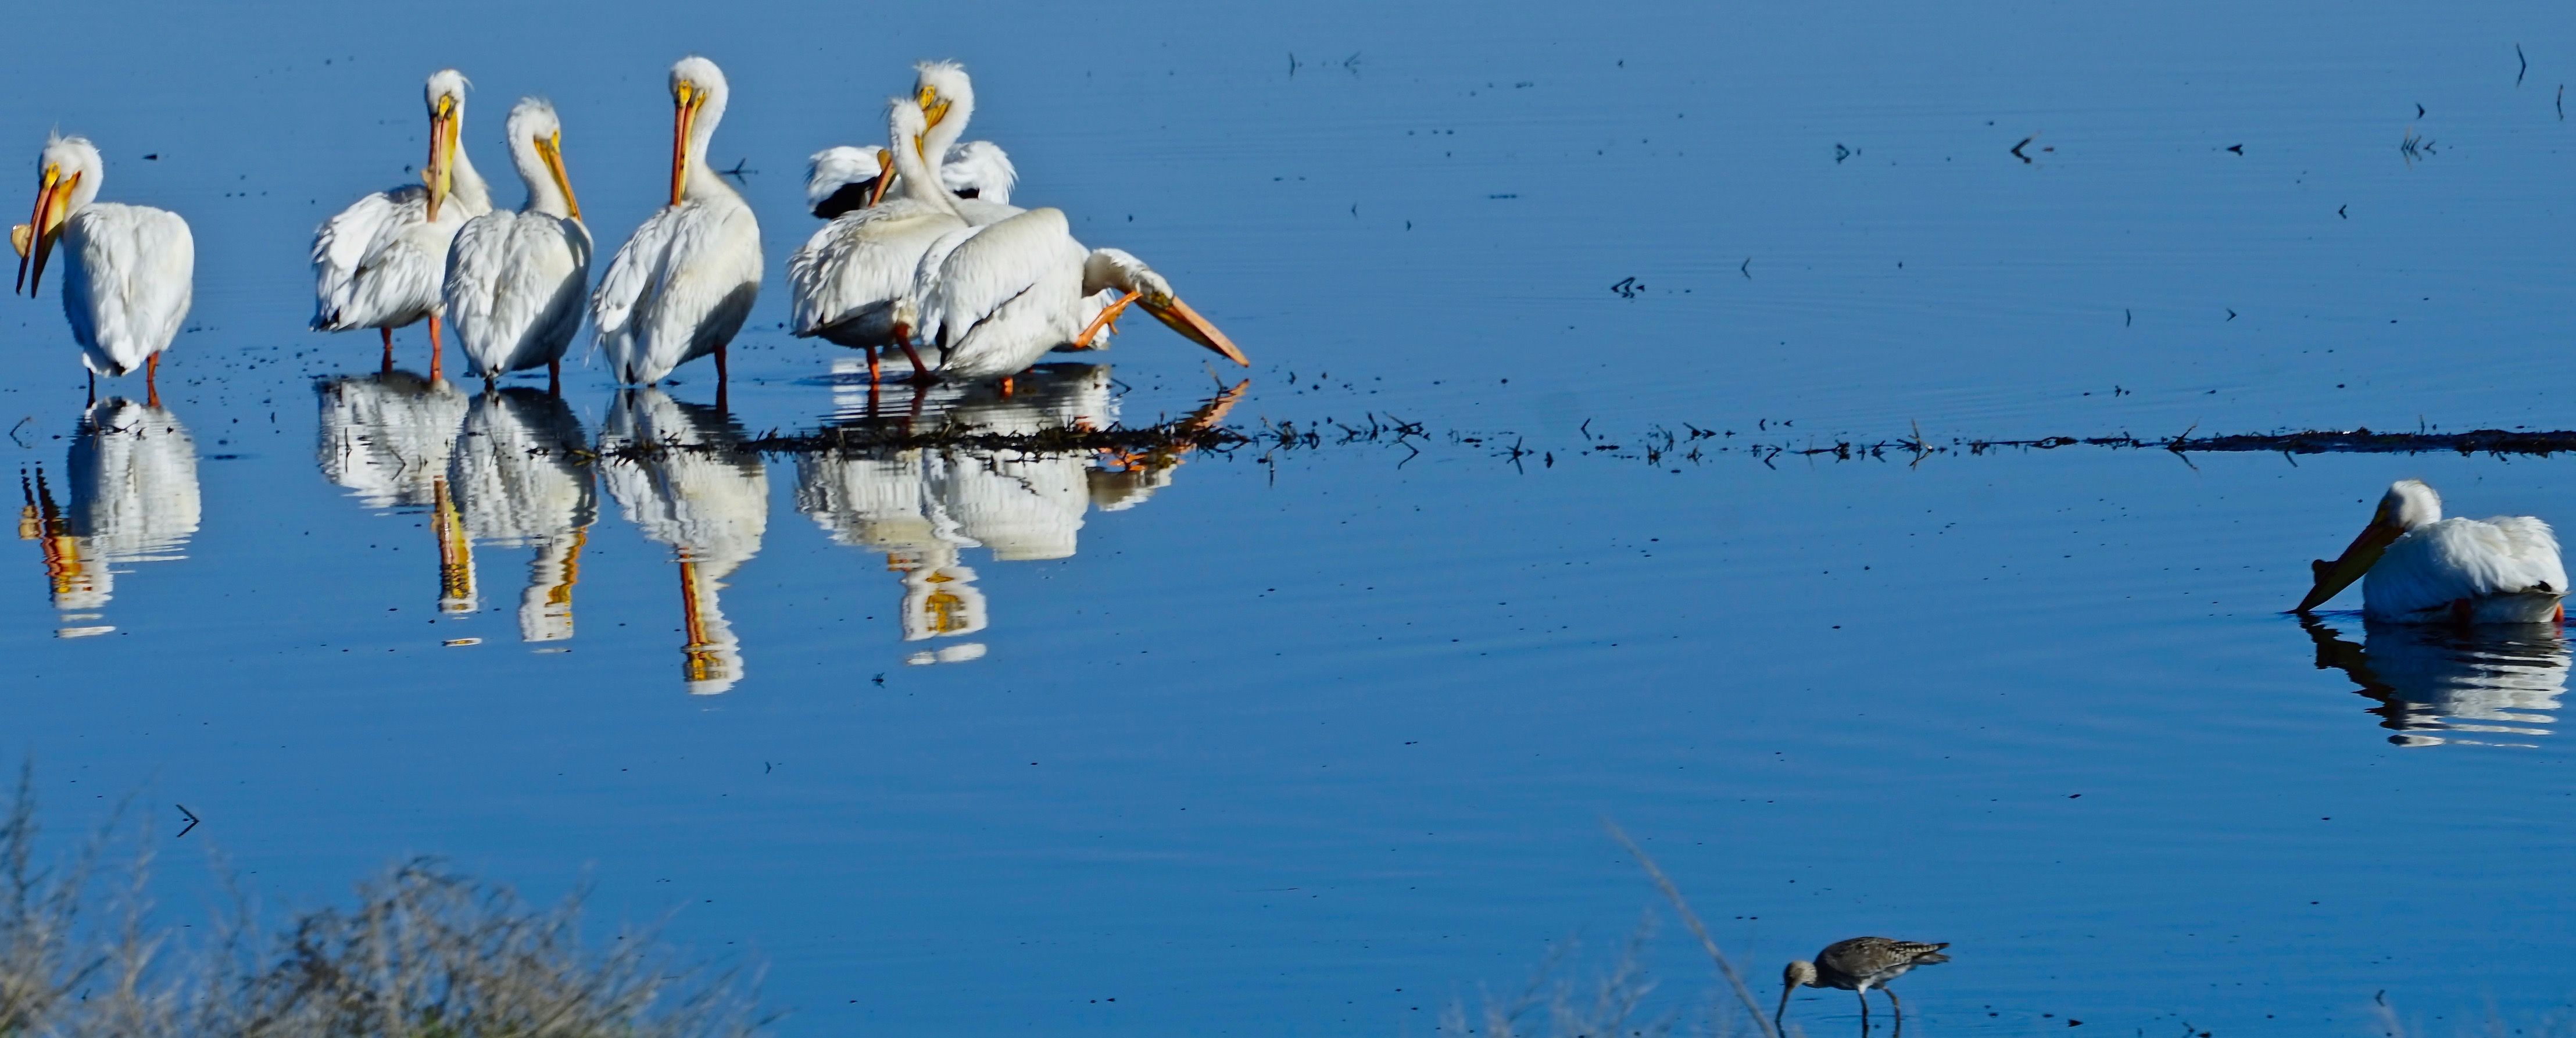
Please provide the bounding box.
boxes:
[897,207,1248,384]
[446,98,591,389]
[911,61,1024,227]
[312,70,491,376]
[2298,479,2567,624]
[14,134,193,402]
[788,96,964,359]
[804,140,1015,220]
[591,56,761,391]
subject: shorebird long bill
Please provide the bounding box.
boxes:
[19,165,76,295]
[2299,506,2405,613]
[424,94,458,221]
[536,130,580,220]
[1143,296,1250,366]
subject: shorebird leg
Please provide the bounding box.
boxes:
[1883,985,1902,1019]
[428,315,444,380]
[145,354,160,410]
[1856,989,1871,1025]
[380,327,395,371]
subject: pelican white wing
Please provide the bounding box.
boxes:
[788,202,961,345]
[63,203,193,377]
[918,207,1086,380]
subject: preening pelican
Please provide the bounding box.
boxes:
[788,97,965,361]
[804,140,1015,220]
[591,56,761,392]
[2298,479,2567,624]
[897,207,1247,384]
[446,98,591,389]
[15,134,193,402]
[312,70,491,377]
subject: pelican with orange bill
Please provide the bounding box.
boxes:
[2296,479,2566,624]
[14,134,194,404]
[591,56,763,393]
[310,70,492,378]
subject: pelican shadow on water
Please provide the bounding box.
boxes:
[2300,614,2566,747]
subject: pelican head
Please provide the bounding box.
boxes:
[1777,960,1819,1029]
[2299,479,2443,612]
[868,96,934,207]
[422,69,470,222]
[16,134,102,296]
[913,59,973,139]
[505,98,579,220]
[667,56,729,206]
[1078,248,1250,366]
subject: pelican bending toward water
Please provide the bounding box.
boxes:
[446,98,591,390]
[1778,937,1951,1030]
[788,97,964,362]
[805,139,1015,220]
[312,70,490,377]
[2298,479,2566,624]
[15,135,193,404]
[896,207,1247,384]
[592,56,761,392]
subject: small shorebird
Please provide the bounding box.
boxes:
[1777,936,1949,1030]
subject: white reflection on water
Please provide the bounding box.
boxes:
[2302,617,2567,747]
[450,389,596,642]
[797,362,1237,665]
[17,399,201,638]
[599,389,767,695]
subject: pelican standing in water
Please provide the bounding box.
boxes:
[312,70,491,377]
[2298,479,2567,624]
[15,134,193,404]
[592,56,761,396]
[445,98,591,391]
[789,97,964,373]
[895,208,1247,386]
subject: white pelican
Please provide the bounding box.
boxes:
[599,388,767,693]
[897,207,1248,385]
[19,400,201,638]
[804,140,1015,220]
[312,70,491,377]
[788,97,964,365]
[911,62,1022,227]
[14,134,193,403]
[2298,479,2567,624]
[591,56,761,393]
[446,98,591,391]
[450,388,595,641]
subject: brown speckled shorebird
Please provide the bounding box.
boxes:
[1776,936,1950,1030]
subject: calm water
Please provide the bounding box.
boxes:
[9,1,2576,1033]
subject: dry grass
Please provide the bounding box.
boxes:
[0,767,765,1037]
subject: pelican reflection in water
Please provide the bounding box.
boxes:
[17,400,201,637]
[449,389,595,642]
[797,365,1243,664]
[316,370,476,614]
[600,389,766,694]
[2301,616,2566,747]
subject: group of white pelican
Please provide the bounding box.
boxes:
[14,56,1247,402]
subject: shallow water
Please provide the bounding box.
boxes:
[8,0,2576,1033]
